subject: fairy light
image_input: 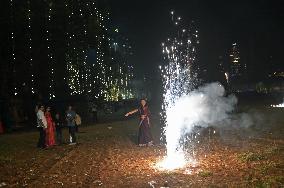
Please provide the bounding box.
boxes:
[46,2,55,99]
[271,103,284,108]
[271,98,284,108]
[107,36,135,101]
[65,0,106,97]
[66,0,81,95]
[63,1,134,100]
[5,0,134,101]
[26,0,35,94]
[10,0,18,96]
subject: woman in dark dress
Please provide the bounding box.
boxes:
[125,99,153,146]
[54,112,63,145]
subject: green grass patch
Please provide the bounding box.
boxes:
[266,176,284,186]
[0,155,13,163]
[251,176,284,188]
[265,146,282,155]
[238,151,266,162]
[256,161,277,175]
[198,170,213,177]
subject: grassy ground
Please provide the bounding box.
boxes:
[0,106,284,187]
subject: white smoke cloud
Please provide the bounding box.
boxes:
[158,82,241,170]
[158,81,283,171]
[164,82,238,158]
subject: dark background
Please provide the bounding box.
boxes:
[109,0,284,81]
[1,0,284,128]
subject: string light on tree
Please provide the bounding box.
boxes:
[46,2,56,99]
[63,1,134,101]
[27,0,35,94]
[106,33,135,101]
[4,1,135,102]
[66,0,81,95]
[10,0,17,96]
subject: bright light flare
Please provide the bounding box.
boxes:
[158,11,237,172]
[160,12,200,171]
[155,152,198,172]
[155,152,186,171]
[225,72,229,83]
[271,102,284,108]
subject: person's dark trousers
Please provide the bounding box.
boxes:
[56,128,62,145]
[69,126,76,143]
[37,127,46,148]
[75,125,79,132]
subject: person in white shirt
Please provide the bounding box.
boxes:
[36,105,47,148]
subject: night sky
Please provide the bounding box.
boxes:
[1,0,283,101]
[109,0,284,81]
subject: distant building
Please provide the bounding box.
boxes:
[217,55,229,85]
[227,42,249,92]
[229,43,242,78]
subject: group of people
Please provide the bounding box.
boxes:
[36,99,153,148]
[36,104,81,149]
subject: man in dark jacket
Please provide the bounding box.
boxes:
[66,105,76,145]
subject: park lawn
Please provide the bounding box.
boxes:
[0,116,283,187]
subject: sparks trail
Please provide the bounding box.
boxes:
[158,11,238,170]
[159,11,200,131]
[160,11,200,103]
[158,11,200,170]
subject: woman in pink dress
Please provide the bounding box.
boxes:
[45,106,56,147]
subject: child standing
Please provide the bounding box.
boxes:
[75,113,81,133]
[54,112,63,145]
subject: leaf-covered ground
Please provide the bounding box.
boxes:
[0,108,284,187]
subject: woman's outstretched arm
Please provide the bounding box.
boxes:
[125,109,138,117]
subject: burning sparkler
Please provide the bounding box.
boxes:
[157,12,237,171]
[158,11,200,170]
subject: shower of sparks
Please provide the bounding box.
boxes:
[157,11,200,170]
[156,151,186,171]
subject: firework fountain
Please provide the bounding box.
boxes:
[157,12,237,170]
